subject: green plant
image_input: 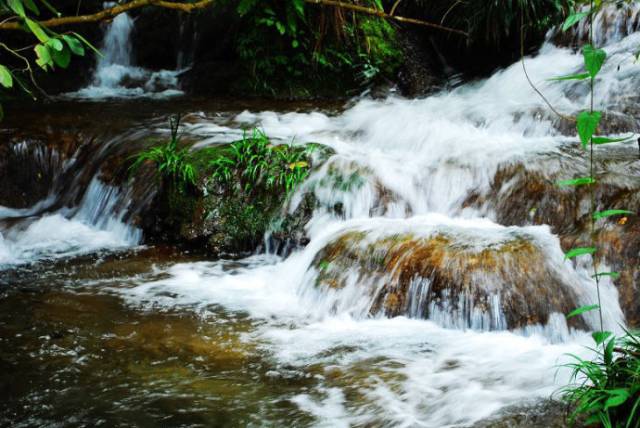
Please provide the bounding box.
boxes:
[551,1,638,425]
[130,115,196,190]
[210,128,313,195]
[561,328,640,427]
[0,0,97,119]
[234,0,403,94]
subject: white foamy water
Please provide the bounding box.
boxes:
[111,19,640,426]
[115,248,594,427]
[0,179,141,266]
[66,10,183,100]
[5,8,637,425]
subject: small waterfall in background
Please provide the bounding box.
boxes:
[68,7,183,99]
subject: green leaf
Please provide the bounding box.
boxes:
[592,330,613,345]
[0,65,13,88]
[604,336,615,365]
[292,0,305,17]
[62,34,84,56]
[50,45,70,68]
[25,18,49,43]
[34,43,53,70]
[593,209,634,220]
[237,0,258,15]
[564,246,596,259]
[562,11,590,32]
[605,389,630,410]
[8,0,26,16]
[592,136,635,144]
[566,304,600,319]
[557,176,596,187]
[577,110,602,148]
[583,44,607,78]
[549,72,590,81]
[592,271,620,280]
[46,37,63,52]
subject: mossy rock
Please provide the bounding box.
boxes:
[312,227,589,331]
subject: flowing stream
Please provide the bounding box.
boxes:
[2,5,640,427]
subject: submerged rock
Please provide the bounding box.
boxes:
[310,221,590,331]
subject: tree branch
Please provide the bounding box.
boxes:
[0,0,468,37]
[305,0,468,36]
[0,0,214,29]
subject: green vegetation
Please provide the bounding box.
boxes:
[211,128,314,194]
[208,128,318,249]
[0,0,98,119]
[235,0,402,95]
[552,1,639,426]
[562,329,640,427]
[130,115,196,191]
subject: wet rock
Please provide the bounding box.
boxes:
[396,29,443,96]
[311,226,588,331]
[550,3,640,48]
[471,400,579,428]
[466,144,640,326]
[139,143,333,256]
[268,192,318,256]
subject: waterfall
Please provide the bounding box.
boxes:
[67,9,183,99]
[5,9,640,426]
[0,176,141,266]
[0,133,148,266]
[160,15,640,339]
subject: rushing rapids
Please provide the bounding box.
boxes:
[1,6,640,427]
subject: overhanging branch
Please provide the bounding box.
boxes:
[0,0,214,29]
[0,0,468,37]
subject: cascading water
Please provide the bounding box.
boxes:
[67,7,183,99]
[99,8,640,426]
[0,177,141,266]
[0,130,149,266]
[3,5,639,427]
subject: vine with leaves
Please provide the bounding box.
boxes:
[545,1,640,426]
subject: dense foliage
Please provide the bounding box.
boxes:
[234,0,402,95]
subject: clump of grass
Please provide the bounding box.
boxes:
[561,328,640,427]
[130,115,196,190]
[210,128,314,195]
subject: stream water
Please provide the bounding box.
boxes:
[2,4,640,427]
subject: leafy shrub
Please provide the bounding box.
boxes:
[130,115,196,191]
[561,329,640,427]
[207,128,318,250]
[210,128,313,195]
[411,0,572,45]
